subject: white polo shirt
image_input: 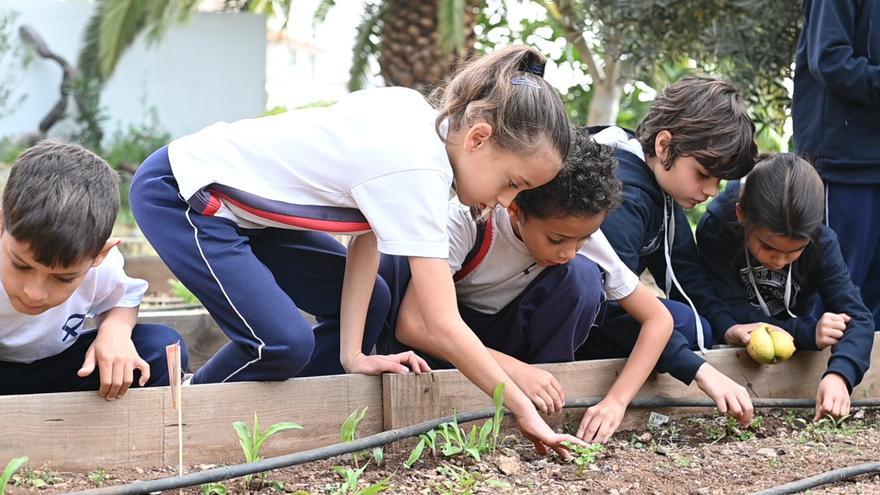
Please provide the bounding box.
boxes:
[0,248,148,363]
[168,87,454,258]
[447,201,640,314]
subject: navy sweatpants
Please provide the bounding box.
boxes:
[130,147,391,384]
[0,323,187,395]
[576,299,713,384]
[826,183,880,330]
[378,254,605,367]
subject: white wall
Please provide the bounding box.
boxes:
[0,0,266,141]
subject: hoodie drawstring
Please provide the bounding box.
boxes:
[663,195,708,353]
[744,245,797,319]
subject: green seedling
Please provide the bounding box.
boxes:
[434,464,509,495]
[331,464,390,495]
[405,383,505,467]
[233,412,302,487]
[703,413,764,443]
[561,441,604,475]
[404,429,437,468]
[201,482,228,495]
[13,466,60,489]
[0,457,27,495]
[88,467,108,486]
[341,407,383,467]
[674,455,693,468]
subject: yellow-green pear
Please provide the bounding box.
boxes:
[746,325,796,364]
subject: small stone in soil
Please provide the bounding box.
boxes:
[757,447,778,457]
[655,445,670,456]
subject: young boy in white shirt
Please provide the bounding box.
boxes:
[0,141,187,398]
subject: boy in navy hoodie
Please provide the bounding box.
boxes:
[576,76,758,425]
[792,0,880,330]
[697,154,873,420]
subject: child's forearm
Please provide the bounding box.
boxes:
[339,232,380,370]
[605,316,670,405]
[609,285,674,405]
[407,257,537,418]
[486,348,527,376]
[96,306,138,336]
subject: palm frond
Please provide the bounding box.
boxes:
[77,3,106,82]
[438,0,466,55]
[144,0,200,43]
[97,0,149,79]
[348,1,387,92]
[312,0,337,29]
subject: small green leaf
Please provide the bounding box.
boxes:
[404,438,426,468]
[0,456,28,495]
[341,407,369,443]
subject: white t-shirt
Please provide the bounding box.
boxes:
[0,248,148,363]
[168,87,454,258]
[447,201,640,314]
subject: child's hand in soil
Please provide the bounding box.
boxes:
[815,312,850,349]
[508,361,565,414]
[576,397,626,444]
[694,363,754,426]
[515,410,585,461]
[814,373,851,421]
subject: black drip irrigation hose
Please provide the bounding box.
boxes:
[749,462,880,495]
[69,397,880,495]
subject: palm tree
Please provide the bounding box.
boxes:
[322,0,484,94]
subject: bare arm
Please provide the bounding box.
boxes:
[341,233,429,375]
[577,284,672,442]
[405,256,584,457]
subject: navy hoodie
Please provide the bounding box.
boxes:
[697,182,873,390]
[792,0,880,184]
[593,127,734,383]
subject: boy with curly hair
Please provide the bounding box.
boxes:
[381,133,673,444]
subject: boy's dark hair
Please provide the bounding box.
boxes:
[738,153,824,241]
[432,45,570,163]
[515,131,621,219]
[2,140,120,267]
[636,75,757,180]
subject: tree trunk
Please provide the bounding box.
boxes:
[587,75,623,125]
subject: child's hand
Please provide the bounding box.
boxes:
[343,351,431,375]
[694,363,754,426]
[724,323,756,345]
[815,313,850,349]
[78,331,150,401]
[514,410,586,461]
[508,362,565,414]
[814,373,851,421]
[576,397,626,444]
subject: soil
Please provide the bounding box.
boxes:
[7,408,880,495]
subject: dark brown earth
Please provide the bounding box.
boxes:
[7,408,880,494]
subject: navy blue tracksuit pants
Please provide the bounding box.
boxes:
[0,324,187,395]
[826,183,880,330]
[576,298,714,383]
[130,147,391,384]
[377,254,605,367]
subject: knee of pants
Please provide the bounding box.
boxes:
[549,256,604,308]
[258,325,316,372]
[132,323,190,384]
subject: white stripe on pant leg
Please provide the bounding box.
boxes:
[185,207,266,382]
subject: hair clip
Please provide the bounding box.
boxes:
[511,77,542,89]
[527,62,545,77]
